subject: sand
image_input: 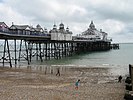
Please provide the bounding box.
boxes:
[0,66,125,100]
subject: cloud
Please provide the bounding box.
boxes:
[0,2,32,25]
[87,0,133,22]
[0,0,133,43]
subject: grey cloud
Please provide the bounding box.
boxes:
[85,0,133,23]
[4,0,90,23]
[119,25,133,35]
[1,0,133,43]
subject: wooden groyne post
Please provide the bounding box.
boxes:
[130,65,133,91]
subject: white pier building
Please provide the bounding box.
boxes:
[49,23,73,41]
[76,21,109,41]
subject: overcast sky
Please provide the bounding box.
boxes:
[0,0,133,43]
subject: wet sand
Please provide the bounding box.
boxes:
[0,66,125,100]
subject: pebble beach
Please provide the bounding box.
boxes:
[0,66,125,100]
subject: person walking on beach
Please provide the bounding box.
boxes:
[75,79,80,90]
[118,75,122,83]
[56,67,60,76]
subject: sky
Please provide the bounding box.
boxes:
[0,0,133,43]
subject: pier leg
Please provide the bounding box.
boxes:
[56,43,58,59]
[29,42,33,62]
[51,43,53,58]
[58,43,61,59]
[62,43,63,58]
[43,43,45,58]
[69,43,71,56]
[2,39,12,67]
[18,40,22,62]
[71,43,73,56]
[48,43,50,60]
[39,43,43,62]
[25,41,30,65]
[72,43,75,54]
[45,43,47,60]
[64,43,67,57]
[68,43,70,56]
[67,43,69,56]
[14,39,17,67]
[7,40,12,68]
[2,40,6,67]
[54,43,56,58]
[36,43,38,60]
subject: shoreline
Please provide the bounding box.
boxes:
[0,66,125,100]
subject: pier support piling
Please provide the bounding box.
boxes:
[14,39,17,67]
[2,39,12,67]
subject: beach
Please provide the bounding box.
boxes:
[0,66,125,100]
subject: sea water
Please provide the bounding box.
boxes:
[30,43,133,76]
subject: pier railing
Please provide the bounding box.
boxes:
[0,29,51,37]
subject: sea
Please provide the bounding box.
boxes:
[0,42,133,76]
[29,43,133,76]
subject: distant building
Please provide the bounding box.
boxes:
[77,21,108,41]
[49,24,58,40]
[0,22,9,32]
[9,24,47,36]
[58,23,65,40]
[49,22,73,40]
[65,27,73,40]
[10,25,31,35]
[34,24,44,34]
[44,27,48,33]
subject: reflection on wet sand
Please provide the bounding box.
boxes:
[26,65,69,76]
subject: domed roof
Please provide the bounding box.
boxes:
[66,27,69,31]
[89,21,95,29]
[36,24,41,28]
[60,23,64,26]
[53,24,57,29]
[59,22,64,29]
[44,28,48,33]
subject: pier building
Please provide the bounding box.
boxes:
[49,23,72,40]
[74,21,109,41]
[0,22,9,32]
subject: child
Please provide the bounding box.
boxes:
[75,79,80,90]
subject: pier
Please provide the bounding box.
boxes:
[111,44,119,49]
[0,21,118,67]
